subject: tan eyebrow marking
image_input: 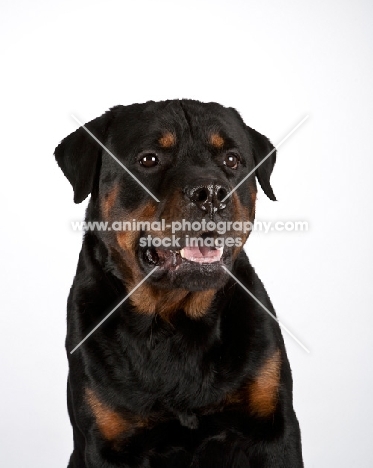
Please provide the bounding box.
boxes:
[158,132,176,148]
[210,133,225,149]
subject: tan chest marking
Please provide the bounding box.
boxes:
[86,389,130,441]
[248,349,281,417]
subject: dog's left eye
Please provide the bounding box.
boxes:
[139,153,159,168]
[224,152,240,169]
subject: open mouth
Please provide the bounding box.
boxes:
[138,231,233,290]
[142,233,225,270]
[180,245,223,263]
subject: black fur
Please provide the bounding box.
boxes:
[55,99,303,467]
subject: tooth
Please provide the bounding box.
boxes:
[180,248,185,258]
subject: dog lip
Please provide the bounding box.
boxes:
[144,247,160,265]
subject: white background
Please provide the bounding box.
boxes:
[1,0,372,466]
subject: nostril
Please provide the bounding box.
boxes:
[186,183,228,212]
[196,188,209,203]
[217,187,227,202]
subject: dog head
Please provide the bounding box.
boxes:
[55,100,276,293]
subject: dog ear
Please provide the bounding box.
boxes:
[54,108,117,203]
[247,126,277,201]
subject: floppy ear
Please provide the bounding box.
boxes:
[247,127,277,201]
[54,108,116,203]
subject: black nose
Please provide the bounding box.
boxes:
[185,182,229,218]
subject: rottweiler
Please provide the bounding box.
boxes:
[55,99,303,467]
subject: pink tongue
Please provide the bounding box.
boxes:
[182,246,222,263]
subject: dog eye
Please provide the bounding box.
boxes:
[139,153,159,168]
[224,152,240,169]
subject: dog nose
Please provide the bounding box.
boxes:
[185,182,229,218]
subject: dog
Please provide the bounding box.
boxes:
[55,99,303,467]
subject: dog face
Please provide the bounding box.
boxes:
[55,100,276,292]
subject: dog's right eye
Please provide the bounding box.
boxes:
[139,153,159,168]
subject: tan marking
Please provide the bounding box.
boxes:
[116,202,157,252]
[116,230,137,252]
[161,193,184,222]
[231,192,250,260]
[129,284,215,319]
[210,133,225,149]
[158,132,176,148]
[129,286,184,316]
[101,185,119,219]
[249,189,257,221]
[86,389,129,441]
[250,190,257,205]
[183,289,216,318]
[248,349,281,417]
